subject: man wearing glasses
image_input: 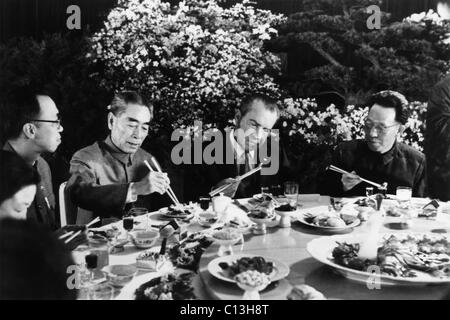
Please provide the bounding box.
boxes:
[195,93,291,199]
[66,91,170,223]
[1,87,63,229]
[323,90,426,197]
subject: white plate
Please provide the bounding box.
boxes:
[307,233,450,286]
[207,253,290,284]
[296,212,360,233]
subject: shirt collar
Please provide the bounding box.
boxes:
[228,129,255,161]
[3,141,38,166]
[364,140,397,165]
[103,136,134,166]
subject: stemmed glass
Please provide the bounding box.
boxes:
[284,181,299,208]
[85,253,98,284]
[123,214,134,239]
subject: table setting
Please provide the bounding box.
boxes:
[70,180,450,300]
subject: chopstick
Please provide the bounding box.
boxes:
[327,165,383,189]
[58,231,74,240]
[64,216,100,244]
[150,158,181,205]
[144,160,180,206]
[209,163,264,197]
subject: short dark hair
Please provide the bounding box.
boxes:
[240,93,280,118]
[107,91,153,119]
[0,87,45,141]
[0,150,40,205]
[367,90,409,125]
[0,218,76,300]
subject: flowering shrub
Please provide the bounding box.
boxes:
[88,0,285,133]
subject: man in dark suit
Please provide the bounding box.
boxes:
[192,94,291,199]
[66,91,172,222]
[1,87,63,230]
[425,75,450,201]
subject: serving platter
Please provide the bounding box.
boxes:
[207,253,290,284]
[307,233,450,286]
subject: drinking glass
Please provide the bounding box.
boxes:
[199,196,210,212]
[123,215,134,239]
[366,187,374,198]
[88,283,115,300]
[261,186,270,196]
[129,207,148,229]
[284,182,299,208]
[396,186,412,209]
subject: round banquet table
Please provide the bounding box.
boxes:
[76,196,450,300]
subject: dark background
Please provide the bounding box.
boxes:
[0,0,442,43]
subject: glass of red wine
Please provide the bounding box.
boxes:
[85,253,98,283]
[123,215,134,239]
[199,196,210,212]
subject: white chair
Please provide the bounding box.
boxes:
[59,181,68,227]
[59,181,79,226]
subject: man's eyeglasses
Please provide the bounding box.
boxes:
[363,120,399,134]
[31,119,62,129]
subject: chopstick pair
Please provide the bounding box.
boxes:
[327,165,383,189]
[209,163,264,197]
[64,216,100,244]
[144,159,181,206]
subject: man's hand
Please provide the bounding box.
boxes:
[213,178,240,198]
[341,171,362,191]
[55,225,88,250]
[133,171,170,196]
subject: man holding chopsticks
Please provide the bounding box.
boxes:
[198,93,291,199]
[322,90,426,197]
[66,91,172,223]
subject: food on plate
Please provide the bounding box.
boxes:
[136,251,170,271]
[332,234,450,278]
[354,197,376,208]
[218,256,274,278]
[235,270,270,288]
[248,206,275,220]
[164,203,197,217]
[287,285,326,300]
[225,216,252,230]
[135,273,196,300]
[197,212,218,227]
[168,232,212,270]
[418,200,440,219]
[212,228,241,241]
[303,212,357,228]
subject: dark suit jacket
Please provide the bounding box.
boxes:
[2,143,57,230]
[185,129,292,200]
[425,75,450,201]
[66,137,171,221]
[322,140,427,197]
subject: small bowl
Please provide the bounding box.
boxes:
[102,265,137,288]
[198,212,219,227]
[129,229,159,249]
[211,228,242,246]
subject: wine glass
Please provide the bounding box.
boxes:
[396,186,412,209]
[366,187,374,198]
[85,253,98,283]
[330,197,344,213]
[123,215,134,239]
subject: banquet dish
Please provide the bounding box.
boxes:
[136,251,170,271]
[129,230,159,249]
[197,212,218,227]
[168,232,213,271]
[208,254,289,283]
[134,273,196,300]
[307,233,450,285]
[302,211,359,228]
[160,203,197,218]
[287,285,326,300]
[225,216,253,231]
[212,228,241,241]
[248,207,276,220]
[235,270,271,288]
[332,234,450,279]
[218,256,274,278]
[275,203,297,212]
